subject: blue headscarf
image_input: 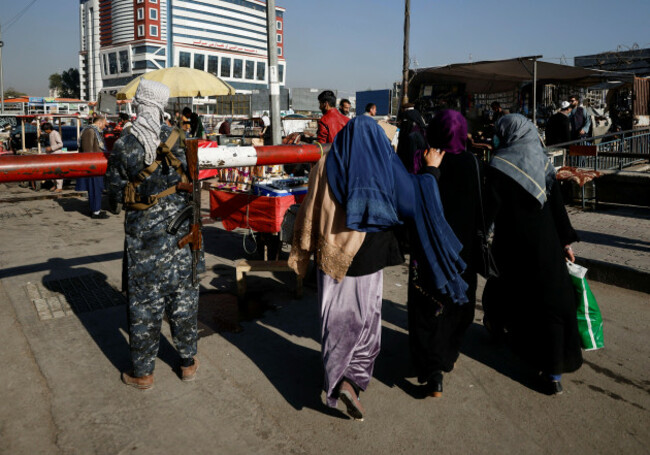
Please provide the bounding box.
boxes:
[491,114,555,207]
[326,115,468,304]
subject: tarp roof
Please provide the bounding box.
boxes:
[409,57,634,96]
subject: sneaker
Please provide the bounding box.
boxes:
[181,357,199,381]
[91,211,109,219]
[121,372,154,390]
[339,380,365,421]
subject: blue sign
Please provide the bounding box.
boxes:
[355,89,392,116]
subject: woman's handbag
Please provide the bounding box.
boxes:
[473,155,499,279]
[566,261,604,350]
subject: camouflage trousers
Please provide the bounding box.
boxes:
[128,283,199,377]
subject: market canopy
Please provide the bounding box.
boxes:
[408,57,635,96]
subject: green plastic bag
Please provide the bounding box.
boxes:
[566,262,604,350]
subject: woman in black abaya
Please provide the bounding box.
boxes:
[482,114,582,395]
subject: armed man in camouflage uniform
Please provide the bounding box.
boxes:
[105,79,203,390]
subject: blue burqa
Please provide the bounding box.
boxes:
[326,115,468,304]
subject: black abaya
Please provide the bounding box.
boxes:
[407,152,480,382]
[482,168,583,375]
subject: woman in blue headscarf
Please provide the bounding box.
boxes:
[290,114,467,420]
[482,114,582,395]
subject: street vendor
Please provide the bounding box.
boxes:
[105,79,203,390]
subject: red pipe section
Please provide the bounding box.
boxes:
[0,144,331,183]
[0,153,109,183]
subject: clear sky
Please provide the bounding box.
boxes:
[1,0,648,97]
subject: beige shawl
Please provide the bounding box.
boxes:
[288,154,365,281]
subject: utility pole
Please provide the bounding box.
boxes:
[400,0,410,105]
[0,24,5,114]
[266,0,281,145]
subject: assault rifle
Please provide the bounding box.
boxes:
[172,138,202,286]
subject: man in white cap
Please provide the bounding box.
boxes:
[105,79,203,389]
[545,101,572,146]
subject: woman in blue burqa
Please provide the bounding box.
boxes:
[482,114,582,395]
[289,114,468,420]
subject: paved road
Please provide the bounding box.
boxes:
[0,184,648,454]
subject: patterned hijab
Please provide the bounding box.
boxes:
[491,114,555,207]
[131,79,170,165]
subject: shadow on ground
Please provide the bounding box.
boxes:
[39,259,178,376]
[196,274,348,419]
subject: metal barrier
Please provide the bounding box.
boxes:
[545,127,650,171]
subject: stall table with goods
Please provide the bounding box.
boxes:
[208,165,308,297]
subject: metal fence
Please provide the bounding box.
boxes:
[545,126,650,171]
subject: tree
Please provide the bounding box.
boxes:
[60,68,80,99]
[4,87,27,98]
[49,73,63,91]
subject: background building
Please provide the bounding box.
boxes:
[575,47,650,77]
[79,0,286,101]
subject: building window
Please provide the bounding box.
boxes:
[108,53,118,75]
[277,47,282,56]
[138,25,145,37]
[208,55,219,75]
[220,57,231,78]
[277,34,282,43]
[149,0,157,3]
[137,8,144,20]
[137,0,143,3]
[179,51,191,67]
[119,50,130,73]
[245,61,254,80]
[102,54,108,76]
[256,62,265,81]
[278,64,284,83]
[233,59,243,79]
[194,53,205,71]
[150,25,158,36]
[276,21,282,30]
[149,8,157,20]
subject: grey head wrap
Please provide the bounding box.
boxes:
[490,113,556,207]
[130,79,170,165]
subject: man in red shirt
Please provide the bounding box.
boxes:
[317,90,349,143]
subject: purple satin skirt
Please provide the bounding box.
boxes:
[318,269,383,407]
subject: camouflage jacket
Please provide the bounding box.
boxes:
[105,127,204,297]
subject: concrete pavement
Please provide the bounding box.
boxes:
[0,183,648,454]
[568,204,650,293]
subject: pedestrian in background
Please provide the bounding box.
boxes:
[396,102,427,173]
[316,90,349,144]
[42,122,64,193]
[545,101,572,146]
[339,98,352,118]
[76,114,109,219]
[569,95,591,141]
[118,112,133,138]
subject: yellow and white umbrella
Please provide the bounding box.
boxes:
[116,67,235,100]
